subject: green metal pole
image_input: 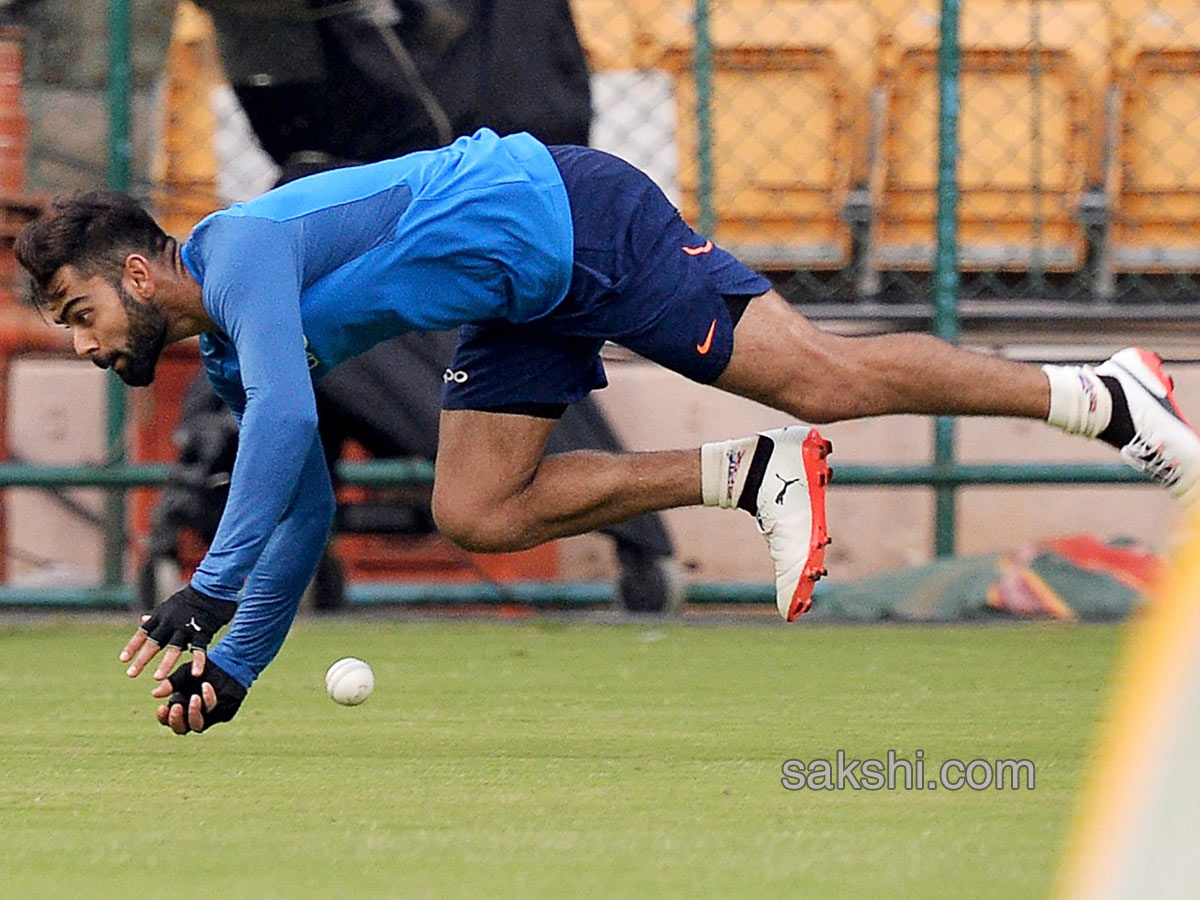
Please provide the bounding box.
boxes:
[105,0,132,587]
[107,0,132,190]
[101,380,127,586]
[933,0,961,557]
[694,0,715,235]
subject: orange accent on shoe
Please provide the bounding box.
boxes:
[696,319,716,355]
[787,432,833,621]
[1135,348,1194,428]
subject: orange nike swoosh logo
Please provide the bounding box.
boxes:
[696,319,716,355]
[682,240,714,256]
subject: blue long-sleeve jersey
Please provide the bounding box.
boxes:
[178,130,574,687]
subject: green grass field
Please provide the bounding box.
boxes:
[0,617,1122,899]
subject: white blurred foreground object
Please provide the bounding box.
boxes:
[1055,509,1200,899]
[325,657,374,706]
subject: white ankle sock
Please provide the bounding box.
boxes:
[700,437,758,508]
[1042,364,1113,438]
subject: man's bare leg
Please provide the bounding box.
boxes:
[432,409,702,552]
[715,290,1051,421]
[433,290,1077,552]
[433,289,1197,616]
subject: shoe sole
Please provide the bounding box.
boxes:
[785,431,833,621]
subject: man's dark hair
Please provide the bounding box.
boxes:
[14,190,172,307]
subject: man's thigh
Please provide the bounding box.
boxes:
[433,408,558,515]
[713,288,831,410]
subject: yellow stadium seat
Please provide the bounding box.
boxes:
[867,0,1109,273]
[642,1,876,270]
[570,0,643,71]
[1107,2,1200,271]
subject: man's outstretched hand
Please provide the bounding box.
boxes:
[119,585,237,680]
[152,659,247,735]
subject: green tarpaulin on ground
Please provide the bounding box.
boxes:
[808,535,1163,623]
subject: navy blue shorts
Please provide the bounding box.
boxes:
[442,144,771,414]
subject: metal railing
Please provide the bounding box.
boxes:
[0,455,1148,607]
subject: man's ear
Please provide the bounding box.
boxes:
[123,253,155,300]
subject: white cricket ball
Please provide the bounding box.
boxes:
[325,657,374,706]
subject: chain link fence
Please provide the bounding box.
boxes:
[131,0,1200,318]
[579,0,1200,314]
[12,1,1200,318]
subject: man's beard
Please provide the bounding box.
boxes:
[111,282,168,387]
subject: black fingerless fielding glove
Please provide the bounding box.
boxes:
[165,659,248,732]
[141,585,237,652]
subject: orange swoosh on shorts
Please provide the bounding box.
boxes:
[696,319,717,355]
[682,240,714,256]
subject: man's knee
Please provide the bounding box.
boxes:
[431,490,531,553]
[732,328,853,423]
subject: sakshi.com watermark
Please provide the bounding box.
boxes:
[780,750,1036,792]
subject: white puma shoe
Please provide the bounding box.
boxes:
[1096,348,1200,506]
[746,426,833,621]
